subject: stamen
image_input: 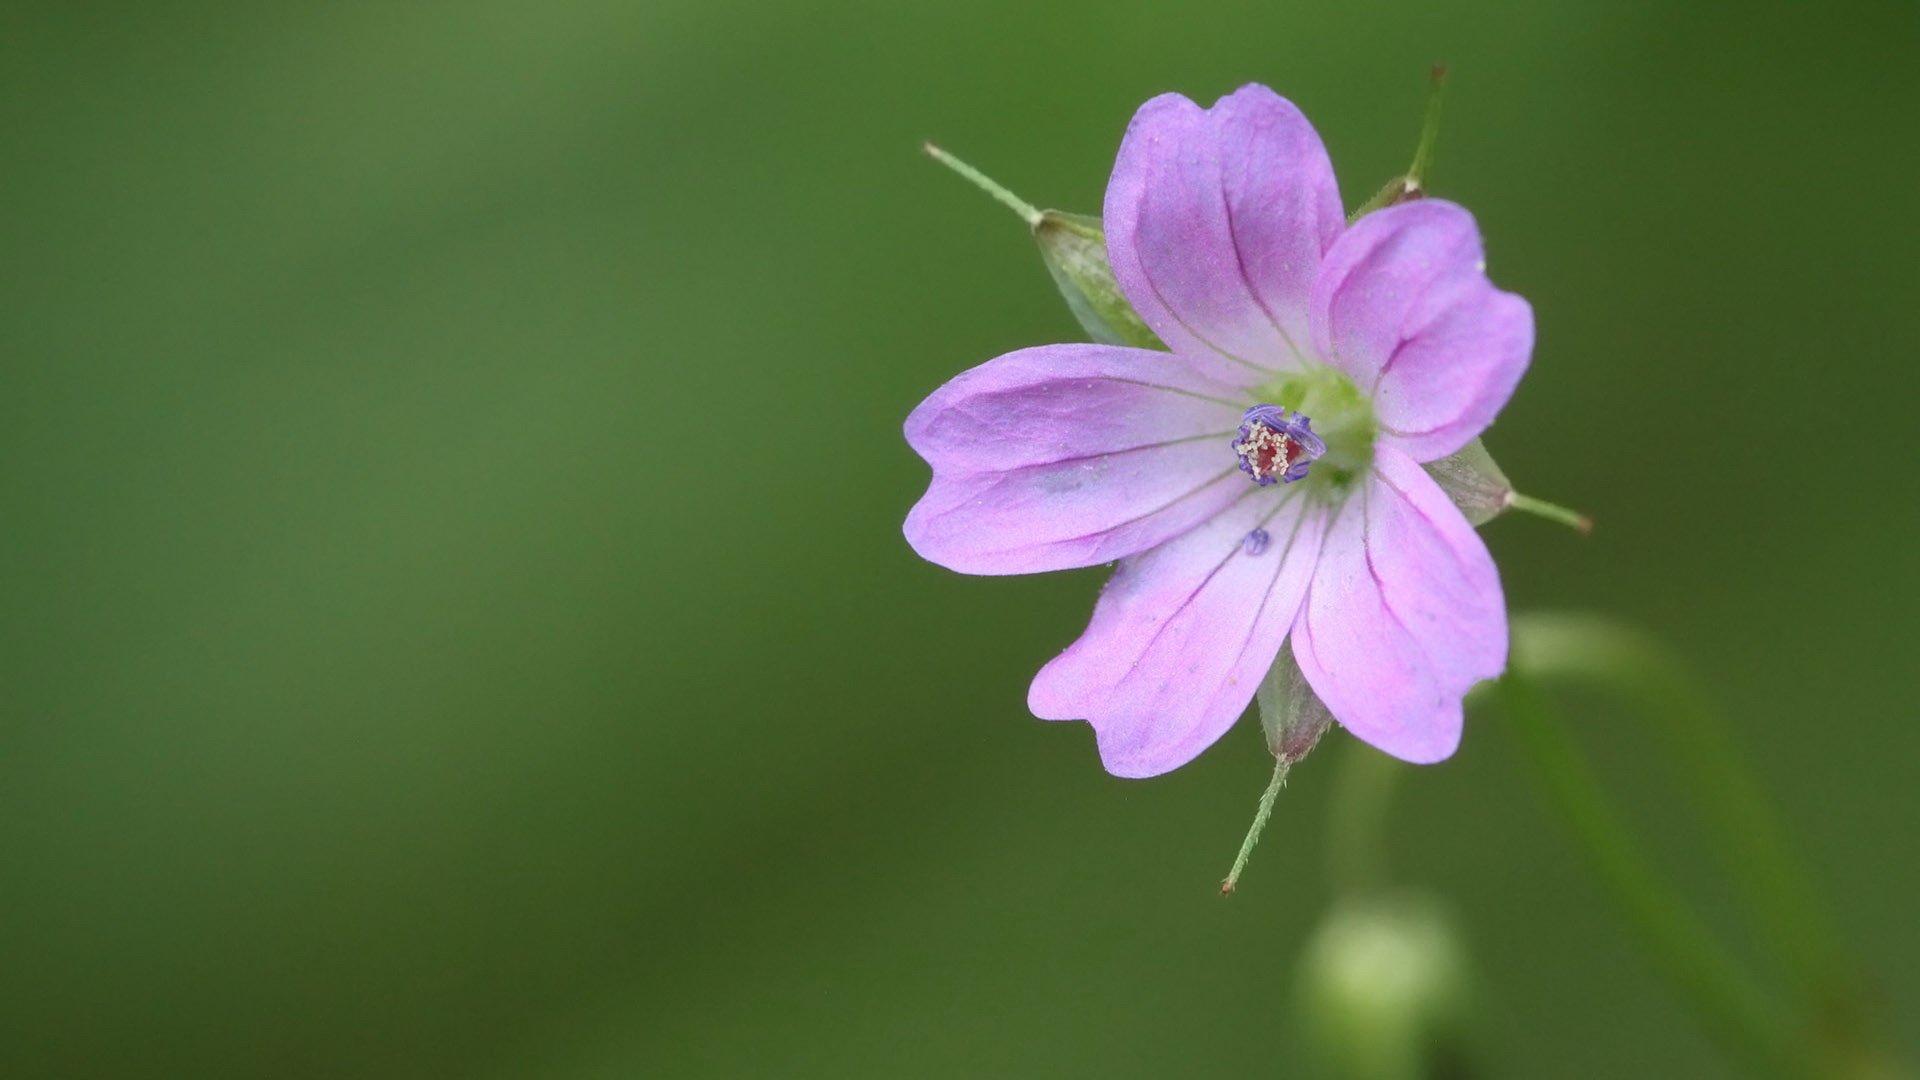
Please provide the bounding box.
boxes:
[1232,404,1327,486]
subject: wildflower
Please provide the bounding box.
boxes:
[904,85,1531,775]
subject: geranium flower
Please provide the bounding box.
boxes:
[904,85,1531,776]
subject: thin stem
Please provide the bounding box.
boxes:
[1506,492,1594,534]
[1220,757,1289,895]
[1494,673,1822,1078]
[921,142,1043,227]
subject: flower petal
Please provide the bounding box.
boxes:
[904,343,1248,575]
[1103,85,1345,386]
[1028,487,1327,778]
[1291,447,1507,763]
[1309,200,1533,461]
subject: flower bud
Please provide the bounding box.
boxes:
[1297,892,1478,1080]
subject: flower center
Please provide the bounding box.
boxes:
[1242,365,1378,494]
[1233,405,1324,486]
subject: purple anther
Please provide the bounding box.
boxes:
[1231,404,1327,486]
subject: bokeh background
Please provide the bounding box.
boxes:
[4,1,1916,1075]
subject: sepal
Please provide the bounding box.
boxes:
[1032,211,1163,349]
[1421,438,1512,526]
[1256,644,1334,765]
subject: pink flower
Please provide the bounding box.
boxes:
[904,86,1532,776]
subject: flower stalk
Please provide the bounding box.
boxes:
[1508,614,1895,1074]
[1492,671,1821,1078]
[1326,742,1403,896]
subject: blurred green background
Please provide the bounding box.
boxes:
[4,1,1916,1075]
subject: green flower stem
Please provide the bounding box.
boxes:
[1326,743,1402,895]
[921,142,1043,227]
[1493,672,1822,1078]
[1221,757,1289,895]
[1509,614,1881,1067]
